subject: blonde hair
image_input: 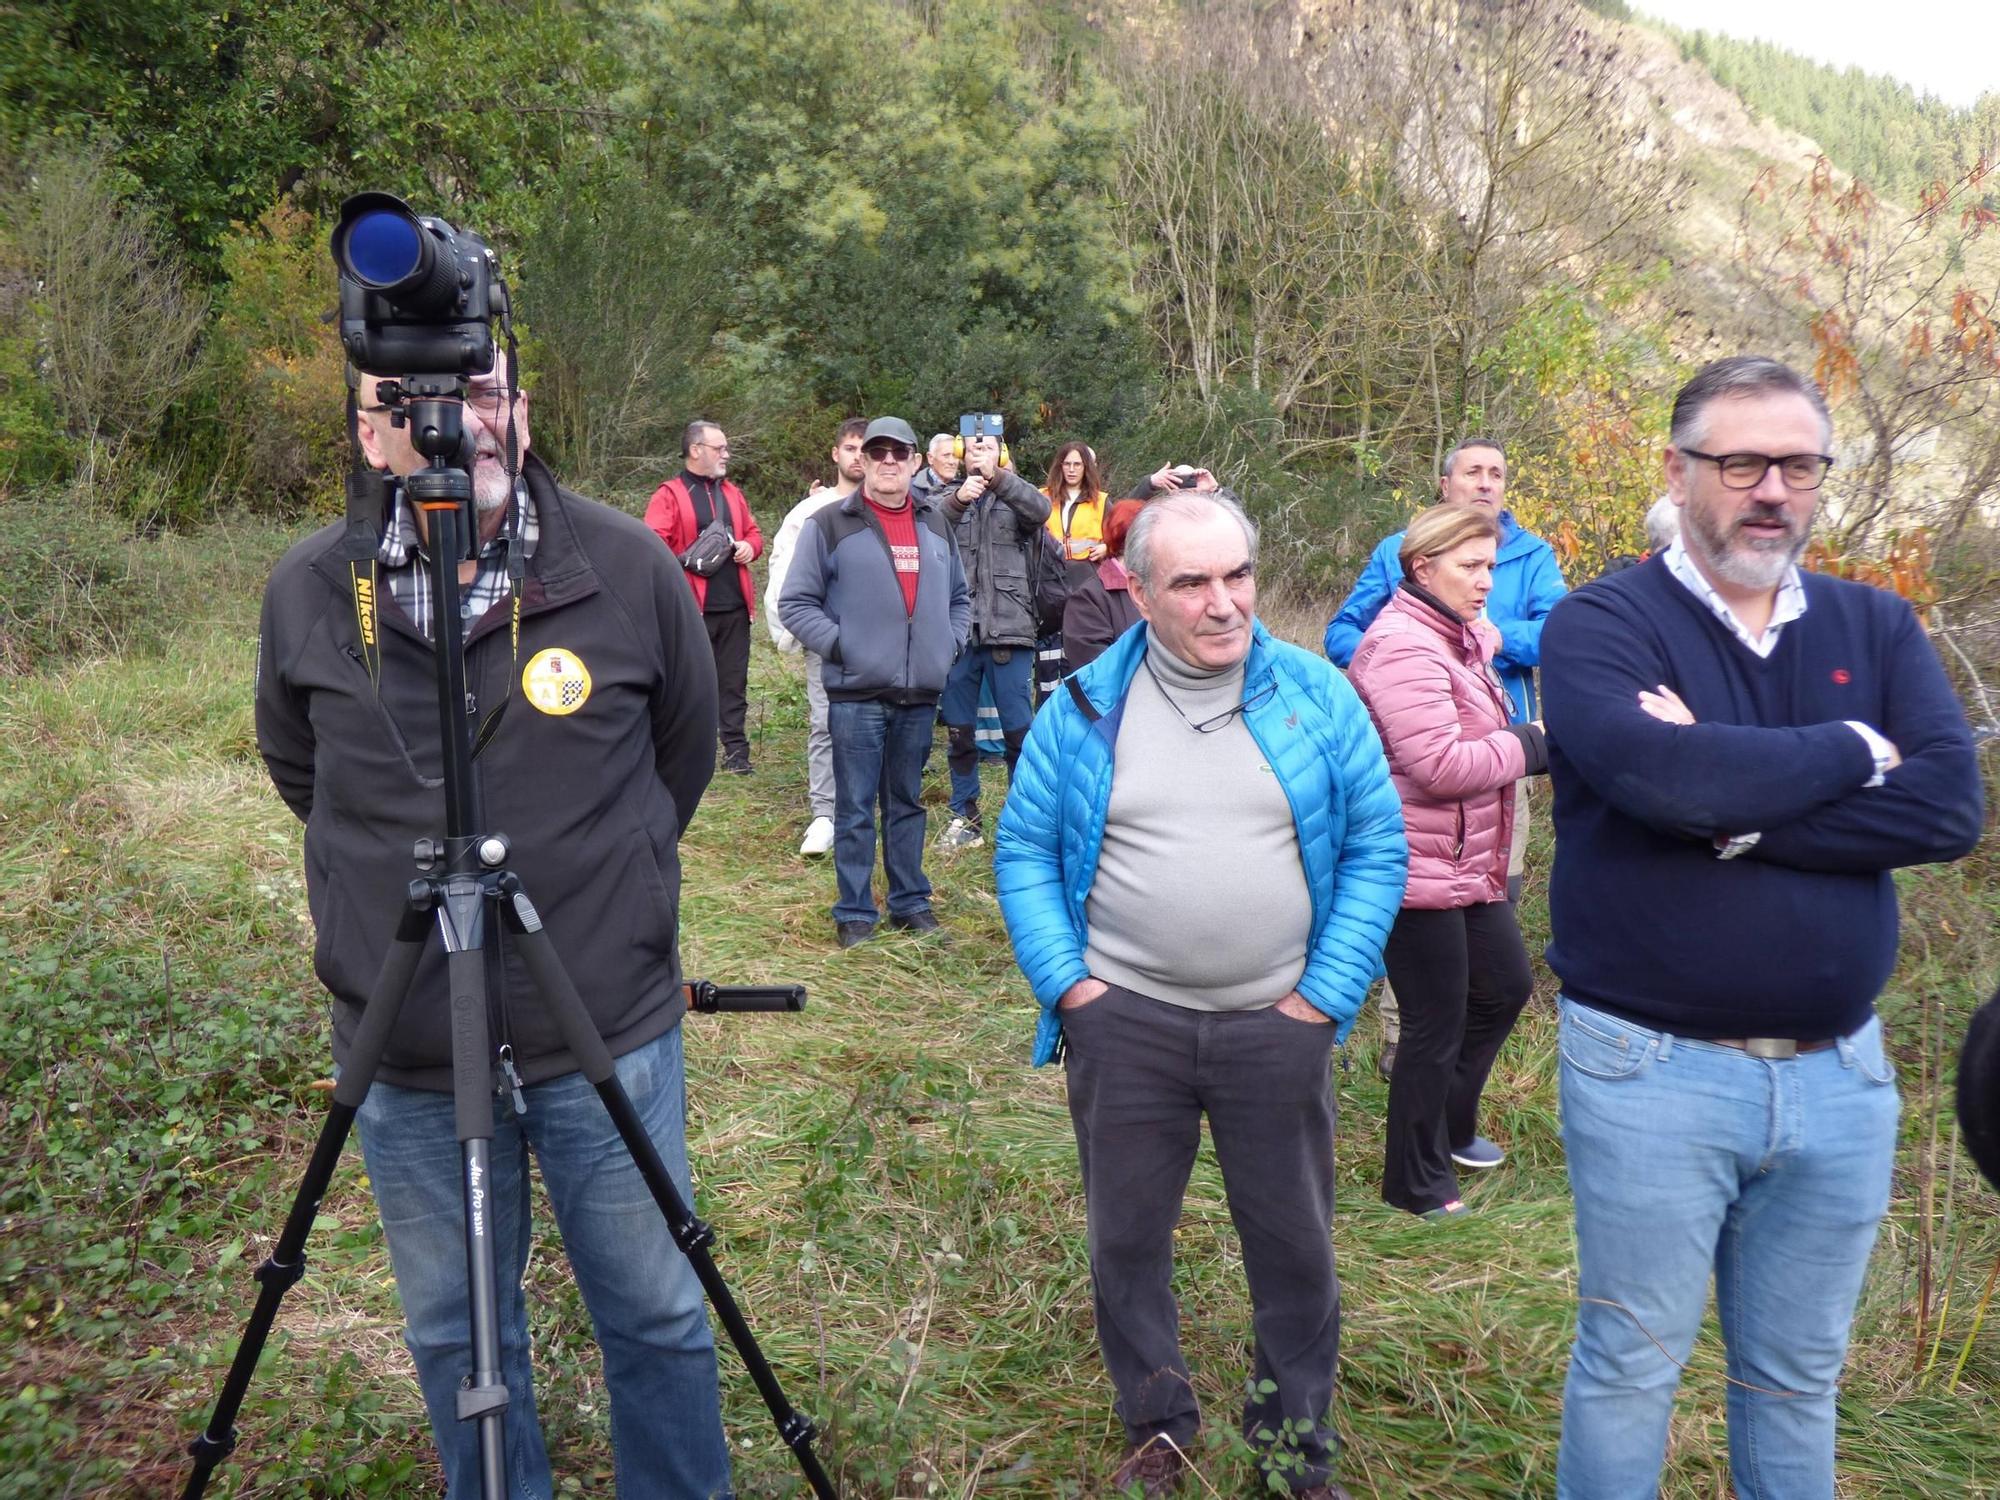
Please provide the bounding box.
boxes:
[1398,504,1500,580]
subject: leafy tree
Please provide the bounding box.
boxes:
[2,0,635,273]
[1486,277,1682,577]
[16,145,208,490]
[631,0,1147,459]
[1739,156,2000,577]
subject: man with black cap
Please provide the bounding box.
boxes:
[778,417,970,947]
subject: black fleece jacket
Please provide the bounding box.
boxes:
[255,454,720,1089]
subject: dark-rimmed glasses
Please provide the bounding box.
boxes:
[863,442,914,462]
[358,385,527,420]
[1144,661,1277,733]
[1678,449,1833,491]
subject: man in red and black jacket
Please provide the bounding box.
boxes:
[645,419,765,773]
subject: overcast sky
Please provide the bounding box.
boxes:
[1639,1,1998,109]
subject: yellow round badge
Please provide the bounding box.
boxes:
[523,648,593,716]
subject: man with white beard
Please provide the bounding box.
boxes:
[1539,355,1983,1499]
[255,348,731,1496]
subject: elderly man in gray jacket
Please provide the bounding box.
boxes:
[779,417,971,947]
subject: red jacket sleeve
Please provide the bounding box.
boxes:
[728,483,763,560]
[644,480,693,553]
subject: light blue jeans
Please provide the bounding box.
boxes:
[1555,998,1898,1500]
[354,1027,733,1499]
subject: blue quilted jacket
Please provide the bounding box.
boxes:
[996,621,1409,1066]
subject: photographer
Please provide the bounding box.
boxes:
[255,348,733,1499]
[937,415,1051,851]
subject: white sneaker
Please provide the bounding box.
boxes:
[799,816,835,856]
[938,816,984,851]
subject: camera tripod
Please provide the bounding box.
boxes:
[182,382,835,1498]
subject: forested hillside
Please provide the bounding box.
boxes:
[1658,20,2000,201]
[7,0,1998,595]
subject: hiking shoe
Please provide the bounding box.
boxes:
[888,909,943,935]
[938,815,984,851]
[722,756,753,776]
[1377,1041,1398,1080]
[1109,1440,1186,1498]
[835,921,874,949]
[1421,1199,1471,1221]
[799,816,835,856]
[1451,1136,1506,1170]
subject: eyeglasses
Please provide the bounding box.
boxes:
[1145,662,1277,733]
[863,442,914,462]
[463,386,527,421]
[358,386,526,420]
[1678,449,1834,491]
[693,438,731,454]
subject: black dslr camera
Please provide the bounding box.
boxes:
[332,191,506,377]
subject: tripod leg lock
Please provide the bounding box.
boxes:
[187,1424,239,1464]
[253,1252,307,1293]
[671,1216,716,1256]
[455,1382,511,1423]
[779,1411,819,1450]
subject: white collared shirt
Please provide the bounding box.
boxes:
[1661,539,1805,659]
[1659,540,1892,792]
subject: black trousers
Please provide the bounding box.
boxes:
[1379,901,1533,1214]
[704,606,751,766]
[1062,983,1341,1482]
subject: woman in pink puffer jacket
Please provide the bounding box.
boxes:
[1349,504,1550,1219]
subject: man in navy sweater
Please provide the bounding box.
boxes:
[1540,356,1983,1500]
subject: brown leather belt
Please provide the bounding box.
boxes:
[1708,1037,1838,1059]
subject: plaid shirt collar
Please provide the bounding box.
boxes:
[377,480,540,640]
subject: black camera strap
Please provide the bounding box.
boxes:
[468,316,529,763]
[341,388,389,689]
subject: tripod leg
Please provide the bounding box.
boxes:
[182,902,433,1500]
[437,883,511,1500]
[500,881,838,1500]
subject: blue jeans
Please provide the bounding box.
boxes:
[827,698,935,926]
[1555,998,1899,1500]
[939,645,1033,819]
[354,1027,732,1499]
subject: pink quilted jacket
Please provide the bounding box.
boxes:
[1348,587,1526,909]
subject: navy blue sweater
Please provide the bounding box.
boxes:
[1541,557,1983,1039]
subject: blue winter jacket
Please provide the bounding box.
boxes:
[995,621,1409,1066]
[1323,511,1567,722]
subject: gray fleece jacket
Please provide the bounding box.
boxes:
[777,488,970,704]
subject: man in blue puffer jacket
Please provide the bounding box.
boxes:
[996,490,1406,1500]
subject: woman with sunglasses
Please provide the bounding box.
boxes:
[1348,504,1550,1220]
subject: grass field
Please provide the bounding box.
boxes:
[3,527,1998,1497]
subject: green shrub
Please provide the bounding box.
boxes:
[0,326,70,493]
[0,494,294,671]
[189,198,348,517]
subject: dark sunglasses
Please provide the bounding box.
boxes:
[863,442,914,461]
